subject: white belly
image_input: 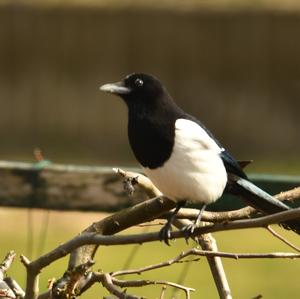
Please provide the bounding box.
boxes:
[143,119,227,204]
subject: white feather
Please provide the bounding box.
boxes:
[143,119,227,204]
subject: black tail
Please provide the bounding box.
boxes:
[228,174,300,235]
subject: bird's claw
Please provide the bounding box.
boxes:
[182,222,198,243]
[159,223,173,246]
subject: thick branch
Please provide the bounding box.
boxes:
[68,196,176,268]
[57,208,300,250]
[27,207,300,277]
[28,196,175,299]
[163,186,300,223]
[21,256,39,299]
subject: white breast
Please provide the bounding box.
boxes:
[143,119,227,204]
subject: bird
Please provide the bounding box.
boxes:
[100,73,300,244]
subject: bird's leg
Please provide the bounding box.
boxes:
[159,200,186,246]
[183,204,207,242]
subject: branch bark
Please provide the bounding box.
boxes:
[0,251,24,299]
[21,168,300,299]
[174,219,232,299]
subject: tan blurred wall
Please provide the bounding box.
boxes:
[0,5,299,164]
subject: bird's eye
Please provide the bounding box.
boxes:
[135,78,143,87]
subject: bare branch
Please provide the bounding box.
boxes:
[19,256,30,268]
[159,286,167,299]
[163,187,300,223]
[28,196,175,299]
[186,249,300,259]
[69,208,300,248]
[113,277,195,298]
[21,256,40,299]
[68,195,176,268]
[101,273,140,299]
[112,247,300,280]
[80,271,193,299]
[22,201,300,297]
[51,260,95,299]
[0,251,16,281]
[23,205,300,282]
[113,168,162,198]
[163,207,256,222]
[4,278,25,299]
[266,226,300,253]
[111,250,199,277]
[197,233,232,299]
[174,219,232,299]
[0,251,20,299]
[27,169,300,299]
[275,187,300,202]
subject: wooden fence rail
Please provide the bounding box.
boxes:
[0,160,299,212]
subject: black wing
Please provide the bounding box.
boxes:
[220,149,248,179]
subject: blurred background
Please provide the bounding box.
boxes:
[1,1,300,298]
[1,0,300,173]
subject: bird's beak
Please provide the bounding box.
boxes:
[99,81,131,95]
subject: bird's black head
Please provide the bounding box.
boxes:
[100,73,167,109]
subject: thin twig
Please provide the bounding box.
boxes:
[82,271,193,299]
[112,251,198,277]
[137,222,165,227]
[101,273,140,299]
[113,277,195,297]
[170,258,191,299]
[112,247,300,280]
[121,226,149,272]
[159,285,167,299]
[266,225,300,252]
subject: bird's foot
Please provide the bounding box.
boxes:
[159,222,173,246]
[182,221,199,243]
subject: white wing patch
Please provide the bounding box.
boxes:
[143,118,227,204]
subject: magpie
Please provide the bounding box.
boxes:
[100,73,300,244]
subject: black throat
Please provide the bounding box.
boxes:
[127,95,183,169]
